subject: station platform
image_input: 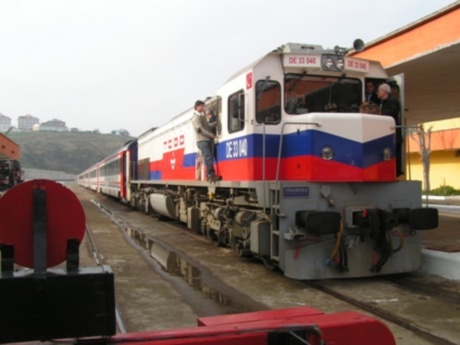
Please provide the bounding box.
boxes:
[421,196,460,280]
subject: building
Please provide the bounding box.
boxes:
[38,119,68,132]
[350,2,460,191]
[407,119,460,189]
[18,114,40,131]
[0,113,12,133]
[0,133,20,160]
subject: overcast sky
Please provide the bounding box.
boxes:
[0,0,456,137]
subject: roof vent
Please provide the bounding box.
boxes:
[281,43,323,54]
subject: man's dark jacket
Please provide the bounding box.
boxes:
[380,95,402,143]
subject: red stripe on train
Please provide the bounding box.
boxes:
[149,152,396,182]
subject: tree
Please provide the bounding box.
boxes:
[410,124,432,204]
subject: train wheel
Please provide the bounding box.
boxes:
[210,232,219,246]
[211,230,226,247]
[234,241,251,257]
[262,257,278,271]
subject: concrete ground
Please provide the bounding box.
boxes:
[73,186,460,345]
[421,197,460,280]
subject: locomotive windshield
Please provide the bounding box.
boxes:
[284,74,362,114]
[255,80,281,124]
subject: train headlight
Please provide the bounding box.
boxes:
[321,146,334,160]
[383,147,392,161]
[335,58,344,70]
[321,54,345,72]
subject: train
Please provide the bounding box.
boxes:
[78,40,438,280]
[0,159,23,192]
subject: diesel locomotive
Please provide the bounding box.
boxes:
[79,40,437,279]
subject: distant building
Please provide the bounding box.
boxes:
[0,113,12,133]
[112,129,130,136]
[18,114,40,131]
[38,119,68,132]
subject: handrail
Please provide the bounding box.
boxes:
[262,123,266,210]
[274,121,321,216]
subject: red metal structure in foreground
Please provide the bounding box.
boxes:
[106,306,395,345]
[0,180,395,344]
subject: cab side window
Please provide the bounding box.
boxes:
[228,90,245,133]
[256,80,281,124]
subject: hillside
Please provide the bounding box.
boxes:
[9,131,135,174]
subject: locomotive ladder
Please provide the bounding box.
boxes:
[261,124,279,262]
[269,186,280,262]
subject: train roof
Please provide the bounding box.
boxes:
[225,43,330,84]
[165,106,194,125]
[137,106,195,139]
[94,139,137,164]
[224,41,374,84]
[138,126,158,139]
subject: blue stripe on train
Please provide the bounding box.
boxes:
[179,131,394,170]
[150,171,162,180]
[183,152,198,167]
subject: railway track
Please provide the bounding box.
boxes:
[90,199,268,317]
[384,275,460,306]
[306,280,460,345]
[85,209,127,334]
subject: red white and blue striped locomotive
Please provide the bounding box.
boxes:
[78,41,437,280]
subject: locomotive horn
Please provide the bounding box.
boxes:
[353,39,365,52]
[335,38,365,55]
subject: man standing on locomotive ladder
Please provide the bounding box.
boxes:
[192,100,221,181]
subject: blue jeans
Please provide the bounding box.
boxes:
[197,141,215,177]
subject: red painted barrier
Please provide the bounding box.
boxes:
[106,307,395,345]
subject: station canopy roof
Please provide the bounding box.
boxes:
[387,40,460,125]
[350,2,460,126]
